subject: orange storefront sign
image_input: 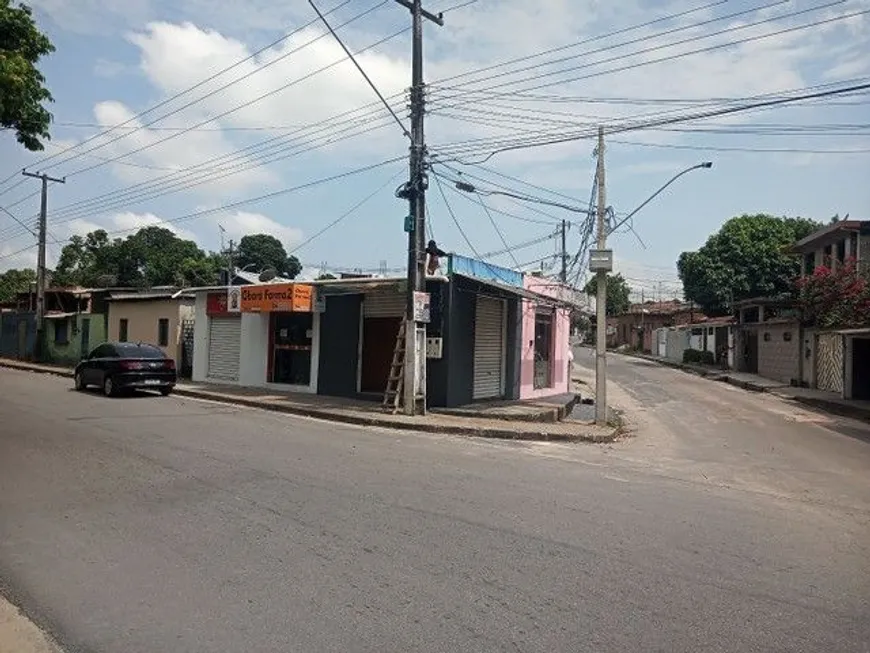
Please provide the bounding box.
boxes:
[240,283,313,312]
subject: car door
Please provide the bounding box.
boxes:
[85,344,113,385]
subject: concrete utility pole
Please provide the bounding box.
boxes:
[594,127,608,426]
[395,0,443,416]
[22,171,65,362]
[560,219,568,283]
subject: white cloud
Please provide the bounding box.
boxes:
[62,211,195,242]
[207,210,304,248]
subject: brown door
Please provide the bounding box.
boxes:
[744,331,759,373]
[360,317,401,393]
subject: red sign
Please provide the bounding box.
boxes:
[207,291,229,315]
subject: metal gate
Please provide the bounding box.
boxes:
[207,316,241,381]
[180,318,195,378]
[815,332,843,393]
[473,296,505,400]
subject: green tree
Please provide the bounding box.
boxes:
[583,273,632,316]
[677,214,821,316]
[0,266,34,301]
[1,1,54,151]
[316,273,336,280]
[52,227,222,288]
[236,234,302,279]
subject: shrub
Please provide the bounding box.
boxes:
[682,348,715,365]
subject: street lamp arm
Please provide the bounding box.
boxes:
[455,182,587,214]
[608,162,711,235]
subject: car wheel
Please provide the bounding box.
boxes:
[103,376,116,397]
[74,372,85,391]
[159,387,173,397]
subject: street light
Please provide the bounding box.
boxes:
[608,162,712,235]
[457,160,712,426]
[454,181,588,216]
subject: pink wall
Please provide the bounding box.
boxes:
[519,277,572,399]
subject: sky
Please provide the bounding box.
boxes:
[1,0,868,300]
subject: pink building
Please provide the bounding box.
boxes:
[519,276,573,399]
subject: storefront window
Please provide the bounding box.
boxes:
[534,310,554,389]
[271,313,313,386]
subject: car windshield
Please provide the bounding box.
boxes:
[115,343,165,359]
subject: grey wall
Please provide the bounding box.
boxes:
[435,277,521,408]
[0,312,36,360]
[316,294,362,398]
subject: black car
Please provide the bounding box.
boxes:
[74,342,177,397]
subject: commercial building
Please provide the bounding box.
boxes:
[191,255,577,408]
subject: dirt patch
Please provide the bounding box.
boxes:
[0,597,62,653]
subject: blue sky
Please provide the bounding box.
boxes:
[1,0,868,300]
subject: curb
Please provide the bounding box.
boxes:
[172,388,617,443]
[0,360,618,443]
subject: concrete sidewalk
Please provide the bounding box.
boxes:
[0,358,618,443]
[623,351,870,423]
[0,597,61,653]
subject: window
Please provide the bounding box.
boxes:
[90,344,117,359]
[804,252,815,275]
[119,318,128,342]
[54,320,69,344]
[271,313,313,385]
[158,318,170,347]
[115,343,165,359]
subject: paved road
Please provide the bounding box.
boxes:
[1,367,869,653]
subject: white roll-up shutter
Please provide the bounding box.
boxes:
[363,292,406,317]
[207,316,241,381]
[473,296,505,400]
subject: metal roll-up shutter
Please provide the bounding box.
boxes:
[207,316,241,381]
[363,292,405,318]
[473,296,505,400]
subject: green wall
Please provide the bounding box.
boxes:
[45,314,107,366]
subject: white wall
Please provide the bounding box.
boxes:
[192,293,209,383]
[239,313,269,387]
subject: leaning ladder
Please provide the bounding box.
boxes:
[383,321,406,414]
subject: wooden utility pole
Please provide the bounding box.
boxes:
[22,171,65,362]
[394,0,443,416]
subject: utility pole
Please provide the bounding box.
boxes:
[560,219,568,283]
[226,239,235,283]
[594,127,608,426]
[395,0,443,416]
[22,171,65,362]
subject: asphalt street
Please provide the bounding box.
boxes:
[1,365,869,652]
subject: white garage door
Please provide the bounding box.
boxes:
[473,296,505,400]
[207,316,241,381]
[363,292,406,317]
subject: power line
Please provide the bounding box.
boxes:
[29,0,370,173]
[428,1,846,105]
[431,167,482,258]
[289,168,405,254]
[60,21,407,179]
[436,81,870,164]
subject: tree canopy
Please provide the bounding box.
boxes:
[52,227,223,288]
[583,273,632,316]
[677,214,821,316]
[1,1,54,151]
[0,266,34,302]
[236,234,301,279]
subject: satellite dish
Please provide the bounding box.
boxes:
[259,268,277,282]
[96,274,117,288]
